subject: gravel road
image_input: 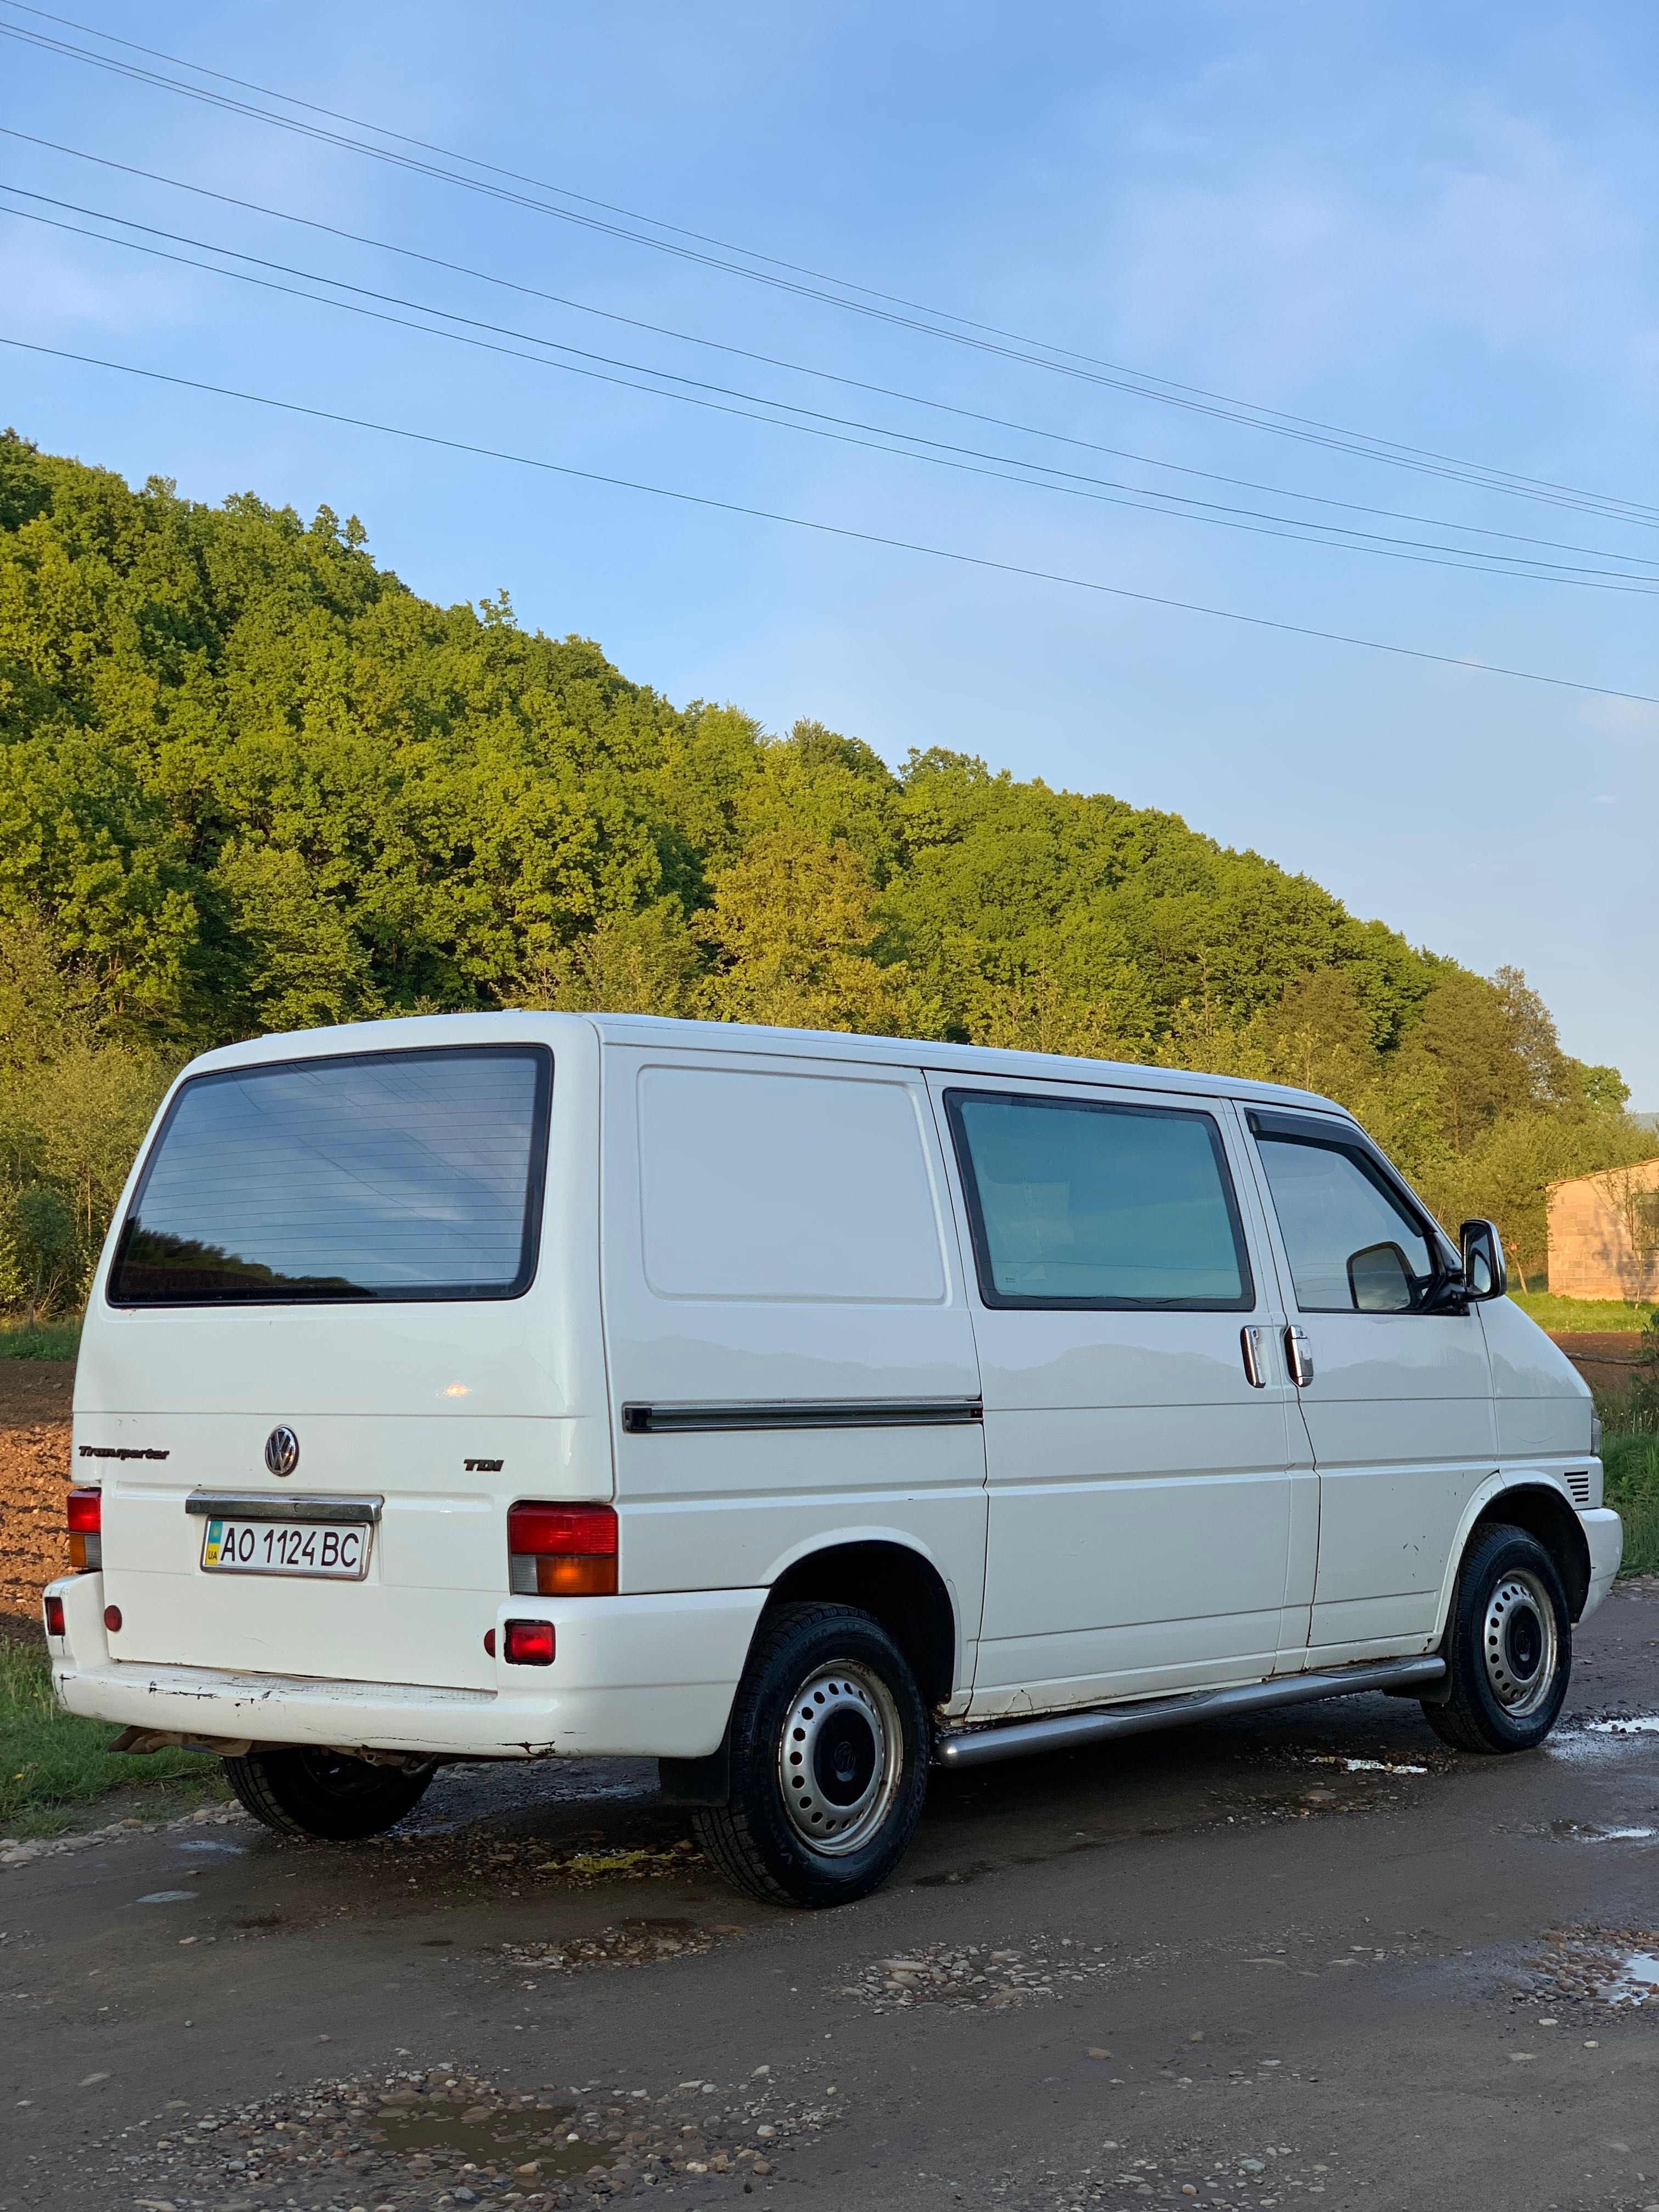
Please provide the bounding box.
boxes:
[4,1583,1657,2212]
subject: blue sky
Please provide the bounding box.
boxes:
[3,2,1656,1097]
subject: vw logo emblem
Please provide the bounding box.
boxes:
[264,1425,300,1478]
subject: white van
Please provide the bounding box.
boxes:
[47,1013,1621,1906]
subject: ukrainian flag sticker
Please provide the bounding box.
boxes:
[204,1519,224,1567]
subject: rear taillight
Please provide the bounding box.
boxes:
[507,1502,617,1596]
[66,1487,101,1573]
[503,1619,556,1666]
[43,1594,65,1638]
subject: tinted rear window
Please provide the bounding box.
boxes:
[109,1046,551,1305]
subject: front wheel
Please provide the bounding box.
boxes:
[693,1603,929,1908]
[223,1746,435,1840]
[1423,1523,1571,1754]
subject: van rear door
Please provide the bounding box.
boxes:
[75,1020,607,1693]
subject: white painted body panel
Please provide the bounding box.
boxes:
[601,1045,988,1705]
[52,1011,1616,1762]
[1480,1294,1599,1461]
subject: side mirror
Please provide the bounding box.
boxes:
[1347,1241,1413,1312]
[1458,1218,1506,1301]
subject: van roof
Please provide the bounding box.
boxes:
[183,1008,1350,1119]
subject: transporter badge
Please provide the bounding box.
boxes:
[263,1425,300,1478]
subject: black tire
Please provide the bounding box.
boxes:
[222,1746,435,1841]
[693,1602,929,1908]
[1422,1523,1572,1755]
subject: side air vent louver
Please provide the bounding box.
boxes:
[1565,1471,1593,1506]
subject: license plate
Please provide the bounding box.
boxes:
[200,1517,371,1580]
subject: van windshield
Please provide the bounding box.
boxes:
[108,1045,551,1305]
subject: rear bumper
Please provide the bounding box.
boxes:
[45,1571,765,1760]
[1578,1506,1623,1625]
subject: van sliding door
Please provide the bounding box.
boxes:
[935,1075,1301,1718]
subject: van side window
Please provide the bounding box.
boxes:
[945,1090,1254,1311]
[638,1068,947,1302]
[108,1046,552,1305]
[1253,1128,1436,1313]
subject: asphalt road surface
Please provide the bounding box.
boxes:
[4,1585,1657,2212]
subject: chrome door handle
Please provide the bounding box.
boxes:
[1240,1327,1269,1388]
[1284,1325,1314,1387]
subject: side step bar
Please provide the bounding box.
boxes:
[935,1656,1447,1770]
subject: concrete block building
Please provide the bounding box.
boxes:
[1547,1157,1659,1302]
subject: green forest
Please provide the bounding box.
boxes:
[1,426,1651,1313]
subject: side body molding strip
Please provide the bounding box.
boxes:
[622,1398,983,1435]
[935,1656,1447,1769]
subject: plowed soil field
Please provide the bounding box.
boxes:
[0,1361,73,1640]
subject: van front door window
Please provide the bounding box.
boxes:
[1254,1136,1436,1313]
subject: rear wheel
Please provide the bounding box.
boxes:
[223,1746,434,1840]
[1423,1523,1571,1754]
[693,1602,929,1908]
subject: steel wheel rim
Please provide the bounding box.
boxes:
[1481,1568,1558,1717]
[776,1661,905,1858]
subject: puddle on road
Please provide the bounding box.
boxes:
[1549,1820,1657,1844]
[1585,1716,1659,1736]
[1604,1951,1659,2006]
[103,2060,828,2205]
[1307,1756,1427,1775]
[366,2097,593,2177]
[1508,1925,1659,2014]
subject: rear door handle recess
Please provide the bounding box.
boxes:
[1240,1327,1270,1388]
[1284,1326,1314,1387]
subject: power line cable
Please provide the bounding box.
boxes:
[4,3,1657,531]
[6,125,1654,575]
[3,332,1655,709]
[10,189,1655,597]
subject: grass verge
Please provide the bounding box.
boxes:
[0,1316,81,1361]
[0,1639,225,1838]
[1604,1434,1659,1578]
[1511,1290,1656,1333]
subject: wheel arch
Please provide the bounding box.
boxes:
[761,1537,961,1711]
[1469,1482,1592,1620]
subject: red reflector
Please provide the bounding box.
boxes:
[503,1618,555,1667]
[483,1628,496,1658]
[103,1605,122,1633]
[507,1503,616,1557]
[44,1595,65,1637]
[67,1487,102,1533]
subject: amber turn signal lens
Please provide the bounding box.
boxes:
[534,1555,618,1596]
[43,1594,65,1637]
[503,1619,555,1666]
[68,1532,92,1571]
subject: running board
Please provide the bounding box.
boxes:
[935,1656,1447,1770]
